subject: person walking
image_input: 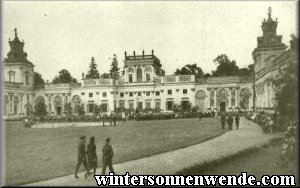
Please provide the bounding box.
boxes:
[227,115,234,130]
[220,113,226,129]
[109,112,113,126]
[102,138,115,175]
[235,115,240,130]
[87,136,97,175]
[113,113,117,126]
[75,136,90,179]
[198,111,202,121]
[102,114,106,127]
[122,112,126,123]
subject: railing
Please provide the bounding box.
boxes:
[163,76,176,83]
[4,81,23,88]
[161,75,194,83]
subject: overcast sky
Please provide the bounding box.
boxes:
[2,1,298,81]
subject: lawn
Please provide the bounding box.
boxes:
[177,138,298,185]
[5,118,225,185]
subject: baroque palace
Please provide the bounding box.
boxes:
[2,8,297,119]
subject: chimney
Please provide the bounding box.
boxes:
[133,51,136,58]
[142,50,145,58]
[124,51,127,58]
[152,49,154,55]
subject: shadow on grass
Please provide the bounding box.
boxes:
[176,137,283,175]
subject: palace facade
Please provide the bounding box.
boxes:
[2,8,297,119]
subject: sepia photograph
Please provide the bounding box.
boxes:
[1,0,298,186]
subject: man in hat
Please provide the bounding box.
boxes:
[235,115,240,130]
[220,113,226,129]
[227,114,234,130]
[75,136,90,179]
[102,137,115,175]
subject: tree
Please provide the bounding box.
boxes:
[52,69,78,84]
[101,73,110,78]
[212,54,239,77]
[34,102,47,116]
[85,57,100,79]
[174,63,204,79]
[33,72,45,86]
[64,102,72,115]
[273,62,297,120]
[238,64,254,77]
[74,103,85,115]
[109,54,120,79]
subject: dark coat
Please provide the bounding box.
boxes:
[77,142,86,161]
[221,115,226,123]
[87,144,97,168]
[227,116,234,125]
[102,143,114,164]
[235,116,240,123]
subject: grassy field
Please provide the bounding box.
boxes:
[5,118,225,185]
[177,138,298,185]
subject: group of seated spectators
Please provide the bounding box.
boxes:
[245,111,278,133]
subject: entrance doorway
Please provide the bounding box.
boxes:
[137,102,143,109]
[220,102,226,112]
[167,101,173,111]
[57,107,62,115]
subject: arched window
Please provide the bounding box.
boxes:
[136,68,142,83]
[8,71,16,82]
[13,96,19,115]
[4,95,9,115]
[25,71,30,85]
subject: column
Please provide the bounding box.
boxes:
[62,94,66,112]
[32,94,35,110]
[9,93,13,115]
[19,94,24,114]
[228,88,232,109]
[236,88,240,109]
[214,88,217,109]
[51,94,55,113]
[206,88,211,110]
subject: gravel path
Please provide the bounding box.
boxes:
[25,117,280,186]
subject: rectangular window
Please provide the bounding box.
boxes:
[146,92,150,96]
[146,73,151,82]
[183,89,187,94]
[145,101,151,109]
[129,92,133,97]
[119,101,125,109]
[81,92,85,96]
[138,92,142,96]
[88,104,94,113]
[129,101,134,109]
[102,92,107,97]
[156,91,160,96]
[168,90,172,95]
[155,100,161,109]
[120,92,124,97]
[129,74,133,83]
[89,93,93,98]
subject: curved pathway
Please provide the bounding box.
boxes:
[26,117,281,186]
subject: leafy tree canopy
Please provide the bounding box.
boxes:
[109,54,120,79]
[101,73,110,78]
[272,62,297,118]
[33,72,45,86]
[174,63,204,79]
[34,102,47,116]
[52,69,78,84]
[212,54,239,77]
[85,57,100,79]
